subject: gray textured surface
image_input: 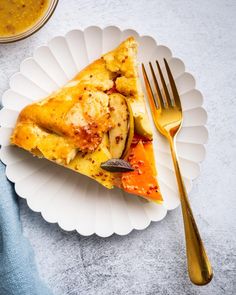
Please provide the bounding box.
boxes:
[1,0,236,294]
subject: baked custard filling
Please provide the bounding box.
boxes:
[11,37,163,203]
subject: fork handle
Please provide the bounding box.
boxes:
[168,137,213,285]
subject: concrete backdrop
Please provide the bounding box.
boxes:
[0,0,236,294]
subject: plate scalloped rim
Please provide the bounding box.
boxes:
[0,26,208,237]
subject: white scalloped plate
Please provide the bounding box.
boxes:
[0,26,208,237]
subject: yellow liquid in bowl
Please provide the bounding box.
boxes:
[0,0,50,37]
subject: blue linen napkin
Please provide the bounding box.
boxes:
[0,160,52,295]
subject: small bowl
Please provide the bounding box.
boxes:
[0,0,59,44]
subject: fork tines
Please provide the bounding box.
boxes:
[142,59,182,110]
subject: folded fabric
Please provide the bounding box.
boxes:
[0,154,52,294]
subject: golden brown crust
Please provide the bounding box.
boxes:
[11,37,151,189]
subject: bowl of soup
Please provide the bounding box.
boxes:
[0,0,58,43]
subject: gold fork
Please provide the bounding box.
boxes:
[142,59,213,285]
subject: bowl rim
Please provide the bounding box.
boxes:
[0,0,59,44]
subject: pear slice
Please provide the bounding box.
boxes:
[134,113,153,139]
[127,99,153,140]
[122,98,134,159]
[109,93,129,158]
